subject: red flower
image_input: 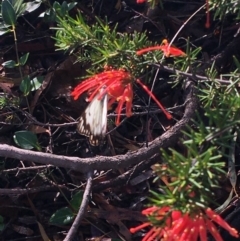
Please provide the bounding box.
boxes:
[205,0,210,28]
[72,69,172,125]
[137,39,186,57]
[130,206,239,241]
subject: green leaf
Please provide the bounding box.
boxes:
[19,75,31,96]
[11,0,25,17]
[67,2,77,11]
[1,0,16,26]
[43,8,56,22]
[0,28,10,35]
[53,1,74,17]
[25,1,42,14]
[20,75,44,95]
[2,60,16,68]
[70,191,83,211]
[0,22,10,35]
[30,76,44,91]
[233,56,240,71]
[0,22,10,28]
[61,1,68,16]
[19,53,29,66]
[13,130,41,150]
[53,1,61,15]
[49,207,74,225]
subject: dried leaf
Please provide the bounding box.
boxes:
[12,224,33,236]
[37,221,51,241]
[28,125,50,135]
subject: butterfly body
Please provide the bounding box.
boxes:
[77,88,108,146]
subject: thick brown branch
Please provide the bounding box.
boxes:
[0,81,197,173]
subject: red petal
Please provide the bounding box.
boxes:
[188,218,199,241]
[71,72,111,100]
[88,78,112,101]
[130,222,151,233]
[125,84,133,117]
[136,79,172,120]
[206,219,224,241]
[171,210,183,221]
[198,216,207,241]
[168,47,186,57]
[170,214,190,237]
[142,206,159,215]
[206,208,239,238]
[115,97,125,125]
[179,226,191,241]
[136,45,185,57]
[205,0,210,28]
[71,78,98,100]
[136,46,166,55]
[107,81,125,99]
[143,227,163,241]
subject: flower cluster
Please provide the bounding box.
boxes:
[130,206,239,241]
[72,69,172,125]
[72,69,133,125]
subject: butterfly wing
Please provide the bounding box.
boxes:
[77,90,108,146]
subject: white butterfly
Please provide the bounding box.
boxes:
[77,88,108,146]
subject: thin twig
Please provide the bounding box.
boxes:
[63,171,93,241]
[153,63,231,84]
[0,184,70,195]
[0,164,53,174]
[168,4,206,48]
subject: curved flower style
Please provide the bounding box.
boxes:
[72,69,172,125]
[137,39,186,57]
[130,206,239,241]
